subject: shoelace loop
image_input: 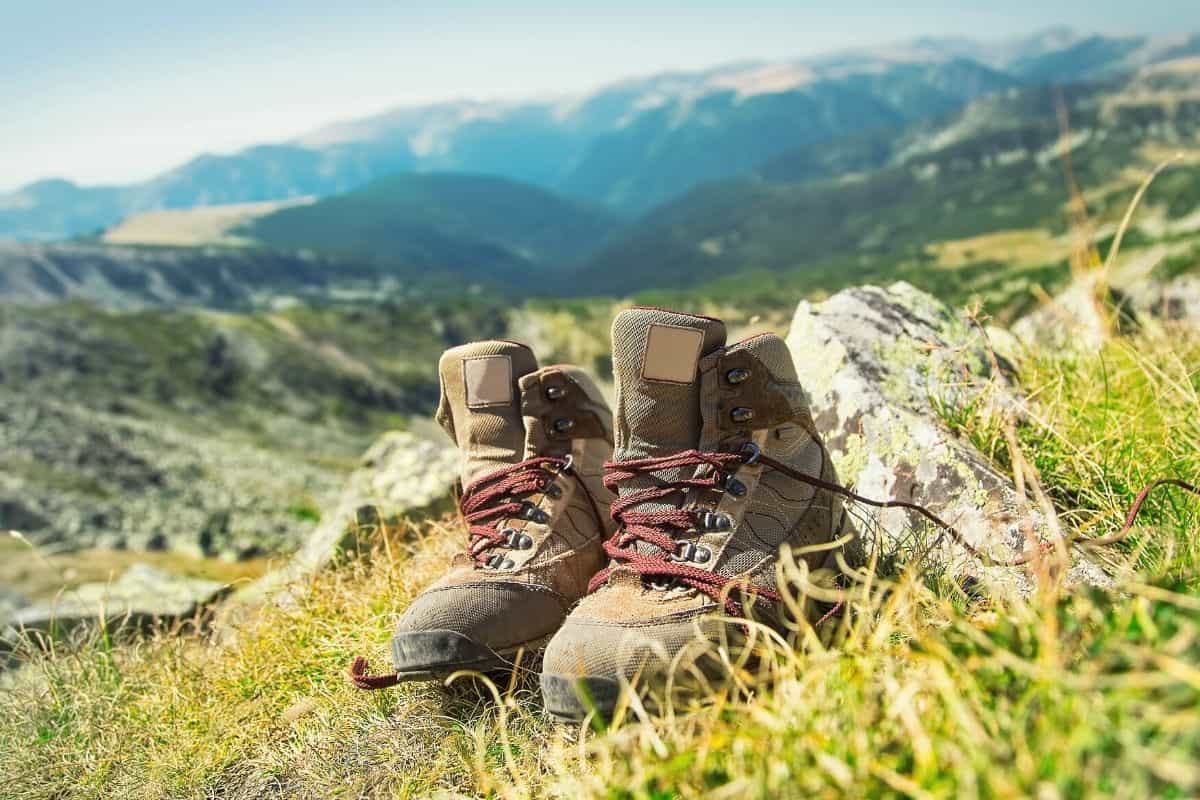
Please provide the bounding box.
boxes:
[588,446,1200,618]
[459,456,570,566]
[352,448,1198,689]
[588,448,773,617]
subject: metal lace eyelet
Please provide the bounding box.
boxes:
[726,367,751,385]
[520,502,549,523]
[553,418,575,433]
[695,510,732,532]
[503,527,533,549]
[671,541,712,564]
[740,442,761,464]
[730,407,755,423]
[715,471,747,497]
[546,385,567,400]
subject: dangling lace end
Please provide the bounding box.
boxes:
[814,599,845,628]
[348,656,400,690]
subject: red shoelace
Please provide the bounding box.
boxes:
[587,449,779,617]
[352,447,1198,689]
[459,456,570,566]
[587,446,1200,618]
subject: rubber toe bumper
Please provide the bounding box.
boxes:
[540,673,622,721]
[391,629,505,680]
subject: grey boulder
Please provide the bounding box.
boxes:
[230,431,460,606]
[2,563,227,651]
[786,282,1109,592]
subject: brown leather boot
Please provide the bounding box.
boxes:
[540,309,860,718]
[385,340,616,681]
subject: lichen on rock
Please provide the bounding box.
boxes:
[786,281,1108,591]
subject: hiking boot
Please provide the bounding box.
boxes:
[384,340,617,682]
[539,308,861,719]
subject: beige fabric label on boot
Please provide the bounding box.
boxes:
[463,355,513,407]
[642,324,704,384]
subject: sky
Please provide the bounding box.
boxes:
[1,0,1195,192]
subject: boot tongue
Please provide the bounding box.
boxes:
[436,340,538,485]
[610,307,727,461]
[609,308,726,559]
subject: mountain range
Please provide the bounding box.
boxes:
[575,67,1200,305]
[5,27,1199,243]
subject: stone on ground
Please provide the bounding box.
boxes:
[2,564,226,652]
[231,431,460,606]
[1011,272,1138,350]
[786,281,1109,592]
[1135,274,1200,326]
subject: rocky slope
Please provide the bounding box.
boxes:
[575,65,1200,304]
[0,299,503,559]
[0,241,480,309]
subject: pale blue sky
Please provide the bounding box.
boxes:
[1,1,1195,191]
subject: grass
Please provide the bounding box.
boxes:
[1,322,1198,799]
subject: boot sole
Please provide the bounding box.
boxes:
[391,629,548,682]
[540,673,622,721]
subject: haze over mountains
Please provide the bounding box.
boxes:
[4,27,1199,243]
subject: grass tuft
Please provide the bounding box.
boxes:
[1,330,1198,799]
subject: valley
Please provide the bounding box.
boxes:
[2,26,1200,649]
[3,20,1200,797]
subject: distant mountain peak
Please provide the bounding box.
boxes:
[4,27,1198,241]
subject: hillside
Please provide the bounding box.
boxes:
[2,285,1197,798]
[5,29,1198,241]
[573,67,1200,314]
[101,200,304,247]
[0,240,505,310]
[241,173,619,277]
[0,298,504,559]
[552,56,1015,212]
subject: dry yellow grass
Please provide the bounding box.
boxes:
[101,200,311,247]
[926,229,1071,270]
[1,330,1197,800]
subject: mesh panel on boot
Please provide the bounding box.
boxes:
[436,340,538,485]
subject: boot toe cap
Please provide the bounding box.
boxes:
[392,582,566,676]
[540,611,717,719]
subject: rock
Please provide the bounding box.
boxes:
[1012,273,1138,350]
[0,389,344,558]
[355,432,463,514]
[786,282,1109,591]
[230,431,459,606]
[2,564,227,652]
[0,589,29,630]
[1137,274,1200,325]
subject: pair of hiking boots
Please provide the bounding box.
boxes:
[369,307,859,719]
